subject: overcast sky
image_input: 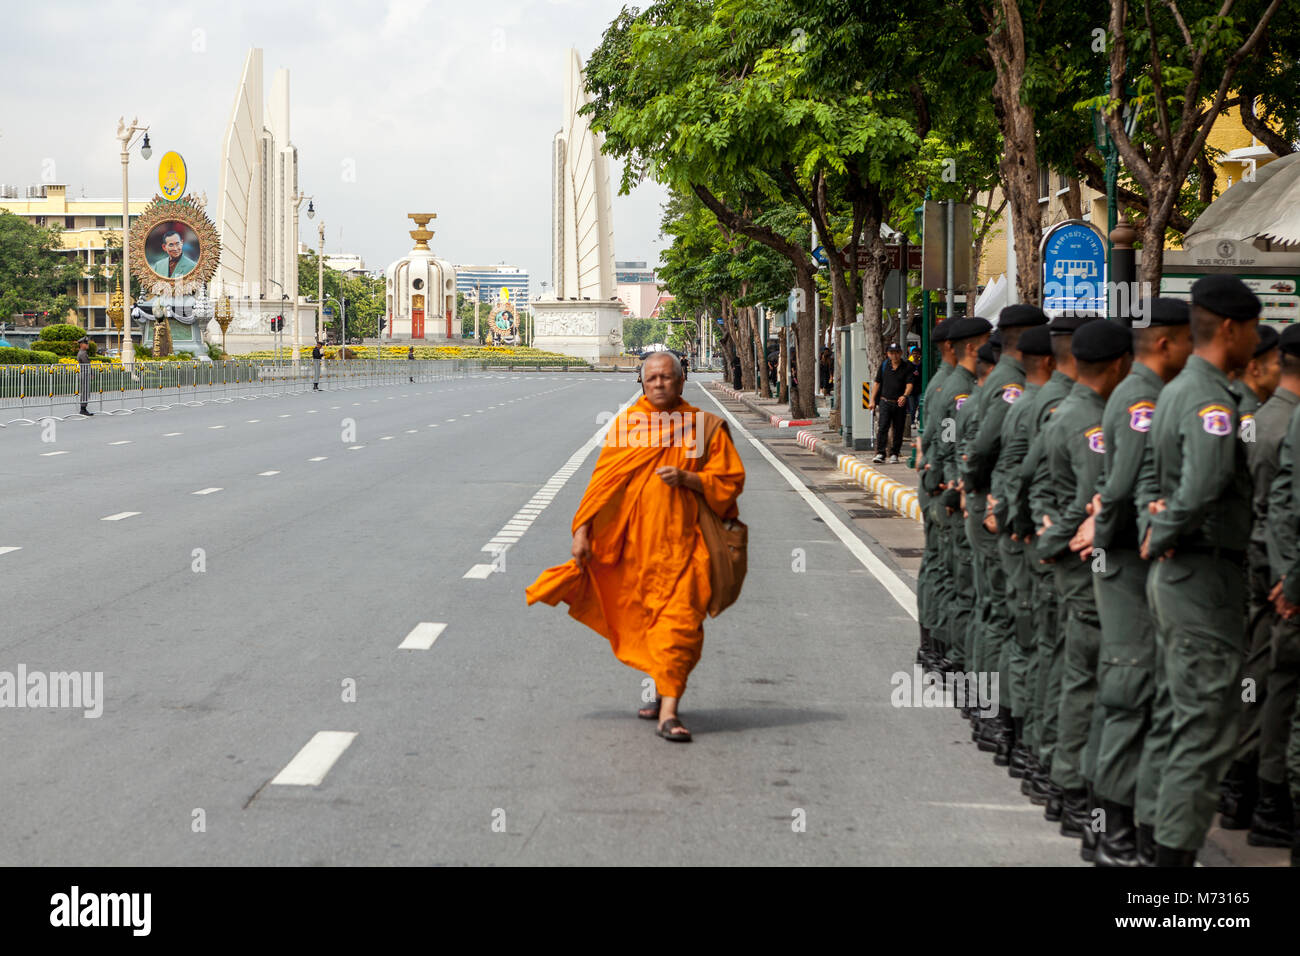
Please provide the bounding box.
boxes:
[0,0,667,290]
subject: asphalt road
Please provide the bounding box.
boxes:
[0,370,1084,865]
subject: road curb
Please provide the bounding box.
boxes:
[715,384,814,427]
[794,428,923,523]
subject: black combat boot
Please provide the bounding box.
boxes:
[1136,823,1157,867]
[1078,786,1100,862]
[1009,723,1031,779]
[80,405,93,416]
[993,714,1016,767]
[1155,844,1197,867]
[1217,758,1257,829]
[975,717,1001,753]
[1247,779,1295,847]
[1095,800,1139,867]
[1059,787,1089,838]
[1020,754,1039,794]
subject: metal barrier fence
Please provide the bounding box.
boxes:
[0,359,484,423]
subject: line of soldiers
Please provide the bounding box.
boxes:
[915,274,1300,867]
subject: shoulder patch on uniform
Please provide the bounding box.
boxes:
[1085,426,1105,454]
[1198,403,1233,437]
[1001,384,1023,404]
[954,393,970,410]
[1127,400,1155,433]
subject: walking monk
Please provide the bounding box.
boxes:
[526,352,746,742]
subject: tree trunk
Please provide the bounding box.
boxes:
[778,326,789,404]
[752,306,770,397]
[986,0,1042,304]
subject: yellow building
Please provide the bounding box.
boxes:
[976,103,1286,288]
[0,183,149,341]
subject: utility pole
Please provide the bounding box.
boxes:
[317,221,325,343]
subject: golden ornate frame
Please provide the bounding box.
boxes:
[129,195,221,297]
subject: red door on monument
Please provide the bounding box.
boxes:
[411,309,424,338]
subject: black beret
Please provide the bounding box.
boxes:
[1133,297,1190,327]
[931,321,951,343]
[945,316,993,342]
[1049,312,1097,335]
[1280,324,1300,358]
[1253,323,1280,357]
[977,342,998,365]
[998,304,1049,328]
[1018,325,1053,356]
[1191,274,1262,321]
[1071,318,1133,362]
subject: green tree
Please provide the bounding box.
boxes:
[0,211,81,322]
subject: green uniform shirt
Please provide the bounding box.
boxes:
[932,364,977,510]
[1092,362,1164,552]
[1267,400,1300,601]
[1033,381,1108,560]
[1015,370,1075,539]
[954,379,985,507]
[1231,378,1262,419]
[1135,354,1252,557]
[919,360,955,495]
[962,353,1026,495]
[1247,386,1299,577]
[989,381,1041,533]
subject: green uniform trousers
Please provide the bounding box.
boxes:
[1093,548,1159,819]
[1000,535,1034,724]
[945,507,974,670]
[1031,557,1062,767]
[970,506,1013,710]
[1147,552,1246,851]
[1050,556,1104,791]
[1231,559,1273,763]
[921,497,954,650]
[964,505,989,675]
[1261,616,1300,787]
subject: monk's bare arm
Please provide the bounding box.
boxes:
[572,521,593,566]
[655,467,704,492]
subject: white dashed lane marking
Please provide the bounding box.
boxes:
[101,512,140,521]
[40,451,68,457]
[398,622,447,650]
[109,440,132,446]
[308,456,327,462]
[192,488,223,496]
[259,471,280,477]
[0,547,21,557]
[270,731,357,787]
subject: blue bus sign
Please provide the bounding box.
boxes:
[1041,220,1107,316]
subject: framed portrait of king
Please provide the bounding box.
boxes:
[129,195,221,296]
[145,221,201,280]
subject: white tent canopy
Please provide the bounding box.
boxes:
[1184,152,1300,250]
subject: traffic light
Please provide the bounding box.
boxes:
[378,317,387,333]
[273,315,284,332]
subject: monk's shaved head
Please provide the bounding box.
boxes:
[643,351,684,381]
[641,351,685,410]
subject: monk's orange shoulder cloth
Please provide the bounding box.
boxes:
[524,396,745,641]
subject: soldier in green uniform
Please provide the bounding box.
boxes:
[1083,299,1192,867]
[962,305,1049,762]
[1136,274,1260,866]
[1219,325,1282,830]
[1014,313,1086,819]
[1032,319,1133,862]
[929,317,992,675]
[953,336,995,678]
[920,321,959,670]
[986,324,1054,782]
[916,321,957,672]
[1253,326,1300,851]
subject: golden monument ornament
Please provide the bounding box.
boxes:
[106,284,125,355]
[158,151,187,202]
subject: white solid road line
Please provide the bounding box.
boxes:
[398,622,447,650]
[698,387,918,621]
[0,547,21,556]
[101,512,141,521]
[270,731,358,787]
[192,487,223,495]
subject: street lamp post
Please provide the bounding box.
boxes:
[317,221,325,344]
[116,117,150,371]
[290,193,314,365]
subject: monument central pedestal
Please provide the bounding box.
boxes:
[531,299,625,362]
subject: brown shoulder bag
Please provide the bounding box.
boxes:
[693,411,748,617]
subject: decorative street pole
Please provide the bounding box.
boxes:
[317,220,325,344]
[116,117,150,371]
[290,192,315,366]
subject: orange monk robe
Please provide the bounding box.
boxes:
[526,396,745,698]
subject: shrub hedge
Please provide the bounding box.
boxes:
[37,323,87,342]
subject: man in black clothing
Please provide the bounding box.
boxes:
[870,342,914,463]
[312,341,323,390]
